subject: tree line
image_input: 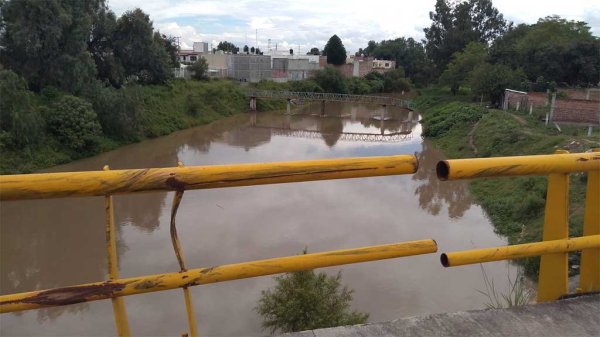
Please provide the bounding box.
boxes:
[354,0,598,100]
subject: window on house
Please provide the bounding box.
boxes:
[385,63,390,67]
[190,56,197,61]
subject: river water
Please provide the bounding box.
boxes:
[1,102,512,336]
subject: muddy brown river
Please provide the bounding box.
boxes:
[1,102,514,336]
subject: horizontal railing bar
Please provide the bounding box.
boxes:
[441,235,600,267]
[0,239,437,313]
[437,152,600,180]
[0,155,417,201]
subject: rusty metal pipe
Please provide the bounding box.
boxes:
[0,239,437,313]
[440,235,600,267]
[0,155,417,201]
[436,152,600,180]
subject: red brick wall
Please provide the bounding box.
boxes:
[510,92,599,124]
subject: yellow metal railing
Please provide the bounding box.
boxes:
[0,155,438,337]
[1,151,599,335]
[438,150,600,302]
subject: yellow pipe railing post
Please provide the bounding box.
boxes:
[579,148,600,293]
[537,150,570,302]
[171,162,198,337]
[103,166,131,337]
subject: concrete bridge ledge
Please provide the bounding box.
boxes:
[281,294,600,337]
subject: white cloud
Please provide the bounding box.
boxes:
[109,0,600,53]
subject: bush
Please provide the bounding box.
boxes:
[189,58,209,81]
[44,95,102,152]
[85,82,144,141]
[313,67,348,93]
[289,79,323,93]
[257,263,368,334]
[422,102,487,138]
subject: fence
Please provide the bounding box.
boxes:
[1,151,599,335]
[437,150,600,302]
[503,89,600,126]
[0,155,438,337]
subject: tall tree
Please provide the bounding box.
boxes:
[440,42,488,94]
[217,41,237,53]
[358,38,435,86]
[307,47,320,55]
[88,4,124,87]
[491,16,599,85]
[323,35,347,65]
[0,0,100,93]
[112,8,172,84]
[424,0,508,72]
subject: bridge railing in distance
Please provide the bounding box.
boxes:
[437,150,600,303]
[0,154,439,337]
[245,89,416,110]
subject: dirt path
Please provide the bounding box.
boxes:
[468,120,481,154]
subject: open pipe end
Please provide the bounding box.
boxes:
[440,253,450,267]
[436,161,450,181]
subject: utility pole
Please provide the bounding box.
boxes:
[255,29,258,51]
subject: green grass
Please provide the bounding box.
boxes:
[417,87,599,277]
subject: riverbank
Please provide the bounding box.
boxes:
[0,79,285,174]
[415,87,600,276]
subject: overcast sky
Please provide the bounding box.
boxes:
[109,0,599,53]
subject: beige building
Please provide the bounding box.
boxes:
[202,53,228,78]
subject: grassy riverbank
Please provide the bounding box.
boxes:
[0,79,258,174]
[416,87,600,276]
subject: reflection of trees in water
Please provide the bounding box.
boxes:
[316,117,344,147]
[412,140,473,218]
[359,118,414,134]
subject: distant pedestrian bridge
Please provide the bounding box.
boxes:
[245,89,416,112]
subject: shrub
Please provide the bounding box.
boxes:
[85,83,144,141]
[189,58,209,81]
[44,95,102,152]
[313,67,348,93]
[422,102,487,138]
[257,259,368,334]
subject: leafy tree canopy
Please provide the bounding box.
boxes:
[490,16,599,85]
[307,47,321,55]
[217,41,238,53]
[440,42,488,94]
[358,37,436,86]
[323,35,347,65]
[424,0,509,72]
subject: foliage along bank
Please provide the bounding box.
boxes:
[0,76,249,174]
[416,87,599,277]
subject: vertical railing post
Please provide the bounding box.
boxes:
[171,162,199,337]
[537,151,570,302]
[579,148,600,293]
[103,165,131,337]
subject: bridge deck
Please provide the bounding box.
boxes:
[282,294,600,337]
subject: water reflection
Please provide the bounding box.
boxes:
[412,140,473,218]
